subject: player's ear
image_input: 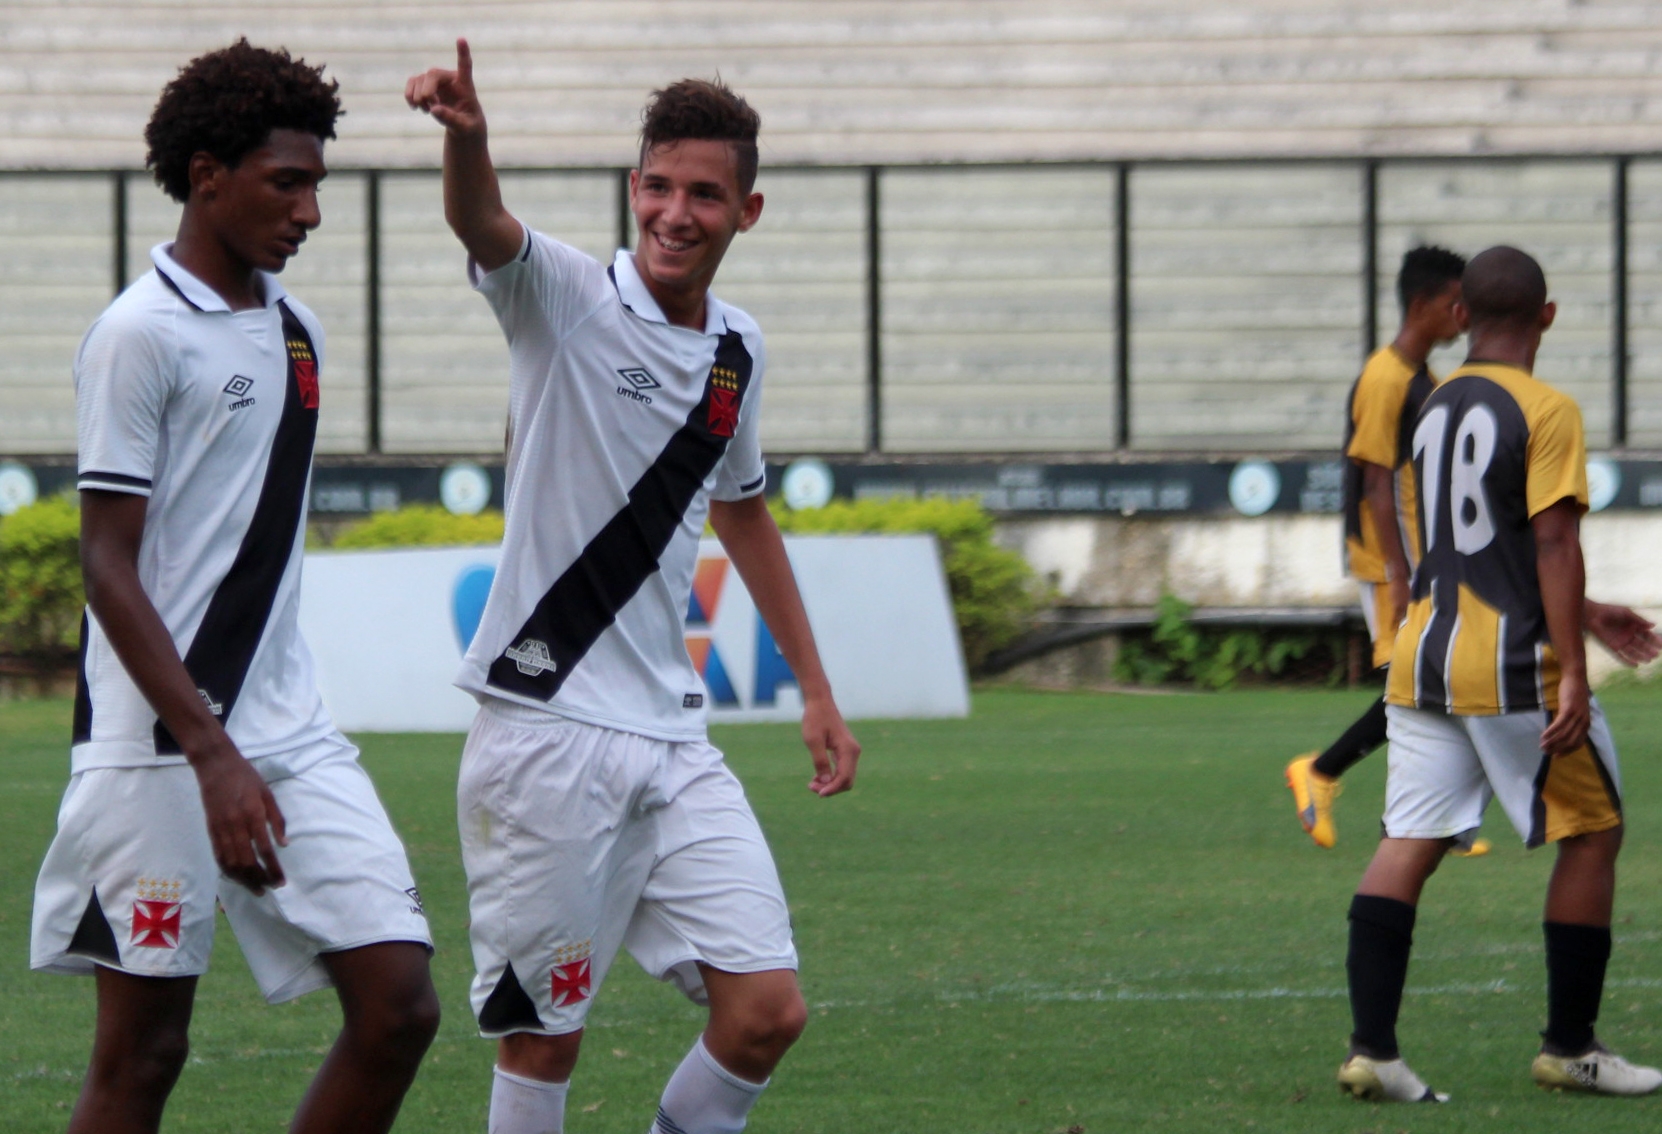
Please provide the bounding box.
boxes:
[1540,301,1557,332]
[737,191,763,234]
[188,151,226,203]
[1453,299,1471,333]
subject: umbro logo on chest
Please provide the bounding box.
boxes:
[223,375,257,412]
[615,367,660,405]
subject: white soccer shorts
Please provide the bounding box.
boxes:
[458,700,798,1038]
[1383,701,1623,848]
[31,733,432,1002]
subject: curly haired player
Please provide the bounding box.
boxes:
[31,40,438,1134]
[408,39,861,1134]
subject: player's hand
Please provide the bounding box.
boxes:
[405,38,487,138]
[802,695,860,797]
[192,741,288,895]
[1541,673,1591,756]
[1387,575,1410,631]
[1586,600,1661,667]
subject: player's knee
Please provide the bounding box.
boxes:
[774,990,809,1048]
[374,982,442,1060]
[500,1030,583,1082]
[344,975,440,1066]
[393,979,443,1052]
[92,1022,190,1096]
[740,987,808,1054]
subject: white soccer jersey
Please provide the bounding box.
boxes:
[454,230,767,741]
[72,244,335,770]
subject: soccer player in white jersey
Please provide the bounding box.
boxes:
[30,42,438,1134]
[407,40,861,1134]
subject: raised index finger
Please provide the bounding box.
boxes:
[456,37,473,85]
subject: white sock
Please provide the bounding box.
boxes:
[649,1038,767,1134]
[490,1066,569,1134]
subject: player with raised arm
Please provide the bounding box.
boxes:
[1335,246,1662,1103]
[30,41,438,1134]
[406,40,861,1134]
[1286,247,1471,850]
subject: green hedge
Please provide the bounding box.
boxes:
[328,505,506,550]
[0,496,84,660]
[772,496,1044,671]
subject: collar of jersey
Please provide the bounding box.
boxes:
[1452,359,1533,380]
[150,243,288,314]
[611,249,728,336]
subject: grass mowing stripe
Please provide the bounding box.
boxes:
[4,685,1662,1132]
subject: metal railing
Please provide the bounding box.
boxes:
[3,155,1657,456]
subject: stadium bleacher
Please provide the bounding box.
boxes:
[4,2,1662,458]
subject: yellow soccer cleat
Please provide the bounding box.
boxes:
[1451,838,1493,858]
[1286,753,1341,848]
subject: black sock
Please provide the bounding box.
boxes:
[1543,921,1611,1056]
[1313,696,1389,779]
[1347,894,1417,1059]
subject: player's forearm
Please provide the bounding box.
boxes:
[82,528,232,760]
[1536,517,1588,681]
[708,497,834,702]
[1361,462,1410,581]
[442,128,520,271]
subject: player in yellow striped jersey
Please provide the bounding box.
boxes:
[1286,247,1466,848]
[1336,247,1662,1104]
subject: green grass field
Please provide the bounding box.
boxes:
[5,686,1662,1133]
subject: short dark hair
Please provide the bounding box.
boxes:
[1396,245,1467,313]
[1462,246,1549,327]
[145,39,341,203]
[639,78,761,196]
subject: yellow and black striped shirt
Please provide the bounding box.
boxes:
[1386,363,1588,715]
[1342,346,1436,582]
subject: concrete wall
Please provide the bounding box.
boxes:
[998,511,1662,684]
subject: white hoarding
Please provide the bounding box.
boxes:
[298,535,969,733]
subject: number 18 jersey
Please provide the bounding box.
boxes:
[1386,363,1588,715]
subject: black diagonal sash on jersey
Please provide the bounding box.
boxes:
[154,301,319,754]
[486,330,754,701]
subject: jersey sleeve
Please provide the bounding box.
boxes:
[1525,393,1589,518]
[711,337,767,502]
[1345,358,1407,470]
[470,224,604,347]
[74,308,174,497]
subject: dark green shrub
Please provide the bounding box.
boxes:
[0,496,84,660]
[772,496,1045,670]
[1114,590,1346,690]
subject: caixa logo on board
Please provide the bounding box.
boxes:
[450,552,797,710]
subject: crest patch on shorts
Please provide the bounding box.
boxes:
[551,940,593,1007]
[131,876,184,949]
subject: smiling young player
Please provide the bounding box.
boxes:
[407,40,861,1134]
[31,41,438,1134]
